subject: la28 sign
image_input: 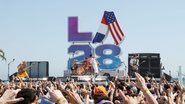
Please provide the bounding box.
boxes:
[68,17,122,71]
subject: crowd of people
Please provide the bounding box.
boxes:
[0,54,184,104]
[0,72,185,104]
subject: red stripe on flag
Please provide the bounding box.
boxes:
[101,16,107,24]
[115,21,124,36]
[112,22,122,41]
[108,25,119,45]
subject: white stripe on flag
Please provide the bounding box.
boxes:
[112,22,122,41]
[109,23,119,45]
[113,22,124,41]
[115,21,124,37]
[97,23,109,34]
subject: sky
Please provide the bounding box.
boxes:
[0,0,185,80]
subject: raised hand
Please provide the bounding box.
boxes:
[119,89,140,104]
[46,86,68,104]
[131,72,147,90]
[65,89,83,104]
[0,89,24,104]
[131,73,158,104]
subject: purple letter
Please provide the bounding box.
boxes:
[68,17,92,42]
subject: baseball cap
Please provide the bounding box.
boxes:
[94,86,107,96]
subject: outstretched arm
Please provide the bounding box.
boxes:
[0,89,24,104]
[131,73,158,104]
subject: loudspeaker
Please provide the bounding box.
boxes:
[128,53,161,78]
[27,61,49,78]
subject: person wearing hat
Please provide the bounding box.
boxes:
[93,86,113,104]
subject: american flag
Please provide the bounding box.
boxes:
[104,11,125,45]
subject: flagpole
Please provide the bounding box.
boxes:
[8,59,15,80]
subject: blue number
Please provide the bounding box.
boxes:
[96,44,121,70]
[68,44,93,69]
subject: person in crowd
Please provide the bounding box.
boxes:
[93,85,113,104]
[17,61,30,78]
[15,88,39,104]
[1,72,185,104]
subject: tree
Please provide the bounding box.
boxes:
[0,49,6,61]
